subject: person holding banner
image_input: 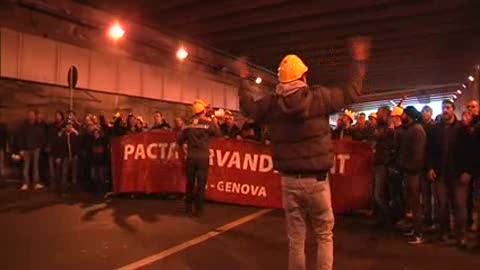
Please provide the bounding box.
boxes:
[177,99,221,217]
[234,37,370,270]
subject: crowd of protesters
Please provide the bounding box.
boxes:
[0,108,269,195]
[0,98,479,250]
[336,99,480,251]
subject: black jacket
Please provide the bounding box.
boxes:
[90,137,109,166]
[177,118,221,160]
[47,121,65,157]
[151,121,171,130]
[373,124,395,166]
[351,125,371,141]
[427,119,472,178]
[239,71,362,174]
[17,121,47,151]
[57,130,81,158]
[0,123,7,151]
[396,122,426,173]
[220,123,240,138]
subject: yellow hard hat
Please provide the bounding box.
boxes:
[193,99,208,114]
[391,106,404,117]
[277,55,309,83]
[344,109,355,122]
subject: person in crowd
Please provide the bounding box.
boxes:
[420,105,436,229]
[234,37,369,269]
[239,122,258,142]
[467,100,479,117]
[357,112,367,126]
[173,117,185,132]
[240,118,262,142]
[462,111,473,127]
[396,106,426,244]
[111,113,126,137]
[89,128,109,194]
[367,112,378,129]
[17,110,46,191]
[58,118,81,194]
[136,116,148,132]
[465,101,479,231]
[80,123,97,190]
[351,112,371,141]
[427,100,473,248]
[220,110,240,139]
[126,114,141,134]
[332,110,354,139]
[98,114,112,139]
[46,111,65,190]
[386,105,406,224]
[435,114,443,123]
[91,115,99,126]
[461,110,478,232]
[177,99,221,217]
[365,112,377,143]
[67,110,81,130]
[36,111,50,185]
[372,106,394,228]
[151,111,171,130]
[0,121,7,186]
[83,114,94,129]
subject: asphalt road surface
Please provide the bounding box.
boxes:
[1,187,479,270]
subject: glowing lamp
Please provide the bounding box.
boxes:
[255,77,262,84]
[468,75,475,82]
[108,22,125,41]
[457,90,462,95]
[176,48,188,60]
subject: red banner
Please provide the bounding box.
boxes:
[111,131,372,212]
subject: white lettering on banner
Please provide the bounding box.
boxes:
[227,152,241,169]
[259,155,273,173]
[209,149,215,166]
[217,181,224,191]
[216,150,231,167]
[330,154,351,174]
[215,181,267,197]
[134,144,146,160]
[122,143,274,173]
[225,182,232,192]
[167,143,178,160]
[146,144,158,159]
[124,144,135,160]
[158,143,169,159]
[243,154,259,172]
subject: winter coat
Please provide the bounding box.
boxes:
[47,121,65,158]
[17,121,46,151]
[395,122,426,174]
[427,119,473,179]
[239,76,360,175]
[177,118,221,160]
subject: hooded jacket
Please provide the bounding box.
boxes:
[239,76,361,174]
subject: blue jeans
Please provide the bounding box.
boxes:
[282,176,334,270]
[374,165,390,224]
[22,148,40,185]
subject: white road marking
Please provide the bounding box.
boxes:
[116,209,272,270]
